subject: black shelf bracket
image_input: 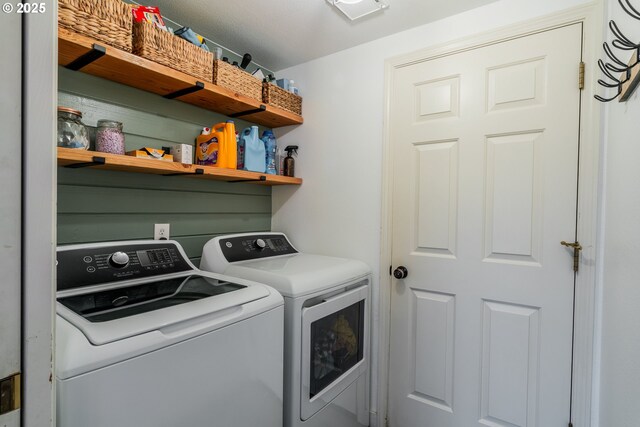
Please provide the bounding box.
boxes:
[65,44,106,71]
[230,104,267,118]
[229,175,267,183]
[64,156,106,169]
[163,168,204,177]
[163,81,205,99]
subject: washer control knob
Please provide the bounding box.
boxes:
[109,251,130,268]
[393,266,408,279]
[255,239,267,250]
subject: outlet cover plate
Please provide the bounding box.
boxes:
[154,223,170,240]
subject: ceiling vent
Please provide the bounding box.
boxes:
[326,0,389,21]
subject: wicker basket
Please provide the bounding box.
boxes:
[213,60,263,101]
[133,21,213,83]
[262,83,303,115]
[58,0,132,52]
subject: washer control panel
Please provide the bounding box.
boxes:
[219,233,297,262]
[57,242,192,291]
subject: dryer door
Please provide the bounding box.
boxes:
[301,282,369,420]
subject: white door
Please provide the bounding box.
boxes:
[388,24,582,427]
[0,8,22,427]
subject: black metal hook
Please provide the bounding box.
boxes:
[598,59,622,82]
[598,78,621,88]
[595,1,640,102]
[595,86,622,102]
[604,42,629,68]
[619,0,640,20]
[610,21,637,49]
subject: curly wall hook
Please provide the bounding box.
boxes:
[595,0,640,102]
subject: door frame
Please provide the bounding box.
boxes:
[379,3,603,427]
[22,6,58,426]
[0,8,23,427]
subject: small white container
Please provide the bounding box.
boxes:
[171,144,193,164]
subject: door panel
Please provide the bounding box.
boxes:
[484,131,543,263]
[415,140,459,256]
[480,301,540,427]
[389,24,582,427]
[410,290,455,411]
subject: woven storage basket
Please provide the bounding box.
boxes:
[133,21,213,83]
[58,0,132,52]
[262,83,303,115]
[213,60,263,101]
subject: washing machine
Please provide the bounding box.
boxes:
[55,240,284,427]
[201,232,371,427]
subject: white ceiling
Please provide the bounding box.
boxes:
[149,0,498,71]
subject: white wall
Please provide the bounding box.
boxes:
[596,0,640,425]
[271,0,592,422]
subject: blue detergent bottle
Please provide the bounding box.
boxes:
[261,130,277,175]
[242,126,266,172]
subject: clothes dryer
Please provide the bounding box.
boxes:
[201,232,371,427]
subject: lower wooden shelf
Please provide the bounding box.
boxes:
[57,148,302,186]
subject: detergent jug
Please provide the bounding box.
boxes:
[261,130,277,175]
[211,121,237,169]
[240,126,266,173]
[236,130,244,170]
[195,127,218,166]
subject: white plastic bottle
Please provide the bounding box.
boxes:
[289,79,298,95]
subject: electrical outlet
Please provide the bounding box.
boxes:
[154,223,170,240]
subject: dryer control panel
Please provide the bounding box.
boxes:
[219,233,298,263]
[57,242,192,291]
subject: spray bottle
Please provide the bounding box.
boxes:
[283,145,298,177]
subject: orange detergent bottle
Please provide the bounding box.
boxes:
[211,121,237,169]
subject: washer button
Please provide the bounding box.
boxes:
[87,266,96,273]
[83,256,93,263]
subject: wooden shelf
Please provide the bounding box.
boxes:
[57,148,303,186]
[58,28,303,128]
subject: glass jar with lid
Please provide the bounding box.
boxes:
[95,120,125,155]
[57,107,90,150]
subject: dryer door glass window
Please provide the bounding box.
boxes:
[309,300,365,397]
[58,275,245,322]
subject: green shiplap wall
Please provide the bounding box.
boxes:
[57,67,272,264]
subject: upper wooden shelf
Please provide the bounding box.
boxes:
[58,28,303,128]
[57,148,303,186]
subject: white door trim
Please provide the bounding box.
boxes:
[22,7,58,427]
[379,3,603,426]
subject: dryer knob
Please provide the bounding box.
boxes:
[109,251,130,268]
[255,238,267,250]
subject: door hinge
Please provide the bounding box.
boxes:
[561,241,582,272]
[0,373,21,415]
[579,61,585,90]
[385,415,390,427]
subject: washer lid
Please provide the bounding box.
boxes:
[57,271,277,346]
[224,253,370,297]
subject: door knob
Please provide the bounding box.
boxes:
[393,266,408,279]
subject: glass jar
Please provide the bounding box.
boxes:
[57,107,89,150]
[95,120,125,155]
